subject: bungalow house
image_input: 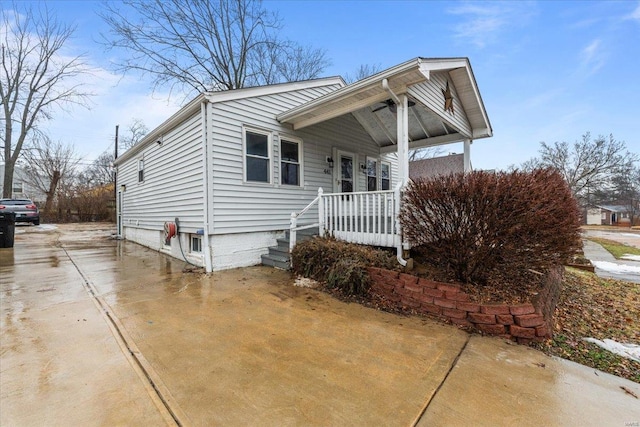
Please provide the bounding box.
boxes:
[597,205,632,226]
[114,57,492,272]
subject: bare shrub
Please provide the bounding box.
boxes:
[291,237,399,296]
[400,169,581,284]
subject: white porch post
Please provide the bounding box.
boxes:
[397,94,410,185]
[463,138,472,173]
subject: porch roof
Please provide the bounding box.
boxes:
[278,57,492,150]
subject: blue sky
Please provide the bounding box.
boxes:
[8,0,640,170]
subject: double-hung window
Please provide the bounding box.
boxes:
[366,158,377,191]
[245,129,270,183]
[138,159,145,182]
[281,139,301,186]
[381,162,391,190]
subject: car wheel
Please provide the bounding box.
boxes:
[34,219,40,226]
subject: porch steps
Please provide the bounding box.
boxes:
[261,227,319,270]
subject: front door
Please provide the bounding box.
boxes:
[335,150,355,193]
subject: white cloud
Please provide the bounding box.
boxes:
[42,62,183,164]
[627,3,640,21]
[578,38,606,77]
[447,1,536,48]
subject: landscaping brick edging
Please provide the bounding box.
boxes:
[367,266,563,344]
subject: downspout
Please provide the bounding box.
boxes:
[201,99,213,273]
[382,79,408,267]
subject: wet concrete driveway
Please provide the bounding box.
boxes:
[2,224,639,426]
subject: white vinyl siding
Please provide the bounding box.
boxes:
[408,71,472,137]
[209,84,395,235]
[118,112,204,233]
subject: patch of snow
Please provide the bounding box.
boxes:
[591,261,640,275]
[32,224,58,232]
[294,276,319,288]
[621,254,640,262]
[583,338,640,363]
[618,233,640,238]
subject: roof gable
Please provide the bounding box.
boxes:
[114,77,345,165]
[277,57,492,144]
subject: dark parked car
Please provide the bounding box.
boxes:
[0,198,40,225]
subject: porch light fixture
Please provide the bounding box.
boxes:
[360,162,367,174]
[326,156,334,168]
[324,156,334,175]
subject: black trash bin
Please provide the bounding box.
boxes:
[0,211,16,248]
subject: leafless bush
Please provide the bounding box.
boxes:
[400,169,582,284]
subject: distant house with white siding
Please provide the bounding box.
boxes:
[114,57,492,272]
[0,164,46,203]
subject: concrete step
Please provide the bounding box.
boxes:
[269,244,290,258]
[285,227,319,241]
[261,253,290,270]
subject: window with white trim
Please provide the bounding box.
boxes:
[138,159,145,182]
[281,138,301,186]
[190,235,202,253]
[245,129,270,183]
[366,158,377,191]
[381,162,391,190]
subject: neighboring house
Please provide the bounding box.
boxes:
[598,205,632,226]
[409,153,464,180]
[585,207,602,225]
[0,164,46,203]
[114,57,492,272]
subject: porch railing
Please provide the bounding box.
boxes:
[320,185,402,248]
[289,190,322,251]
[290,184,403,253]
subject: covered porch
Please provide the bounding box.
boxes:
[278,57,492,264]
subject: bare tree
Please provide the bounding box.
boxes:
[80,151,115,186]
[409,146,446,161]
[21,136,79,215]
[1,3,91,198]
[120,118,149,149]
[99,0,329,98]
[523,133,638,204]
[344,63,382,84]
[601,162,640,225]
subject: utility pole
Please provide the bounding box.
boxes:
[114,125,119,160]
[114,125,119,223]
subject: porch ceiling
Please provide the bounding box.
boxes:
[278,57,492,151]
[350,97,460,150]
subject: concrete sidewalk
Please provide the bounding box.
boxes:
[582,238,640,283]
[1,224,639,426]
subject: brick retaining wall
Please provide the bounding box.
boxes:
[368,266,563,344]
